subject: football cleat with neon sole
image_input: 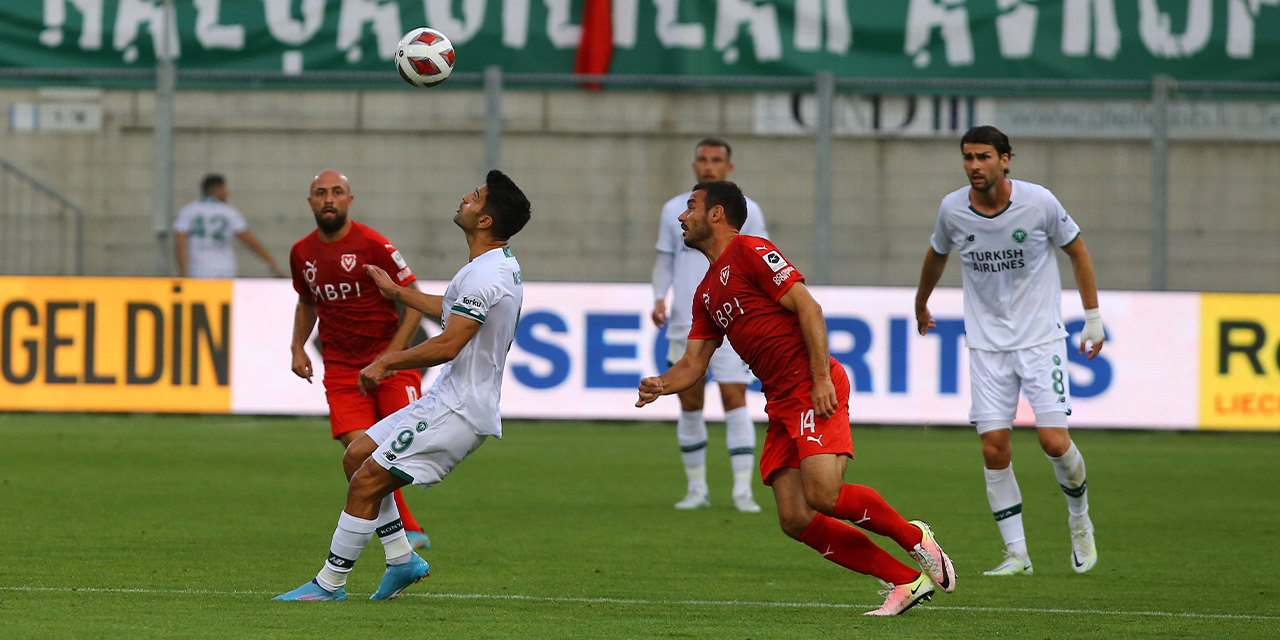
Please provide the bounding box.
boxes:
[674,488,711,510]
[907,520,955,593]
[983,551,1034,576]
[406,530,431,550]
[273,579,347,601]
[1070,521,1097,573]
[863,573,934,616]
[370,553,430,600]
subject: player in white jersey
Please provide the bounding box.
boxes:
[914,127,1105,577]
[652,138,766,513]
[275,170,530,602]
[172,174,284,278]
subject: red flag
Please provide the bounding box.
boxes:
[574,0,613,90]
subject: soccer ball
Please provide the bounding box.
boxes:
[395,28,455,88]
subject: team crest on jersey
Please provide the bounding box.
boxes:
[720,266,731,285]
[761,250,788,273]
[340,254,358,272]
[303,261,318,284]
[1012,228,1028,243]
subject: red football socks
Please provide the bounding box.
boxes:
[834,484,923,551]
[392,489,423,533]
[799,513,920,585]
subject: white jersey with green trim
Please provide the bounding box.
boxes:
[427,246,523,437]
[929,179,1082,352]
[172,197,249,278]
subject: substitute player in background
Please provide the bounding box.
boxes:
[652,138,766,512]
[173,174,285,278]
[638,181,955,616]
[914,126,1104,576]
[276,170,529,601]
[288,169,429,550]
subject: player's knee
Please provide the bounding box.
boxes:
[802,486,840,516]
[342,441,375,478]
[1039,435,1071,457]
[982,445,1010,469]
[777,511,812,540]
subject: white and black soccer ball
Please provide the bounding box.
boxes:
[395,28,455,88]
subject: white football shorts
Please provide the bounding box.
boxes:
[667,336,755,385]
[368,395,487,488]
[968,339,1073,425]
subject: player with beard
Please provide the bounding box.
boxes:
[915,126,1103,576]
[637,181,955,616]
[288,169,430,551]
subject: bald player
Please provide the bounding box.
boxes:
[288,169,431,550]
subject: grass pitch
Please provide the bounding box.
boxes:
[0,413,1277,639]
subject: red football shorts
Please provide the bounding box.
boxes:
[759,358,853,485]
[323,367,424,439]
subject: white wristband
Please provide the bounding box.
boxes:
[1081,308,1104,344]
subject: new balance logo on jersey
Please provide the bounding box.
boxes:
[762,250,788,272]
[340,254,358,272]
[806,434,825,447]
[720,266,731,285]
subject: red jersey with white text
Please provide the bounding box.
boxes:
[688,235,810,397]
[290,221,417,370]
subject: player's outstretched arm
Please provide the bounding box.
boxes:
[358,315,482,396]
[173,232,189,277]
[290,295,318,383]
[778,283,837,418]
[380,284,426,360]
[365,264,444,319]
[1061,236,1105,359]
[636,339,714,408]
[914,247,949,336]
[236,230,286,277]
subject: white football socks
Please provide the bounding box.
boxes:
[677,410,709,493]
[1048,441,1090,521]
[984,464,1029,561]
[724,407,756,493]
[375,495,414,565]
[316,511,376,591]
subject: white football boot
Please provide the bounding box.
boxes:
[1070,517,1098,573]
[983,551,1034,576]
[731,486,761,513]
[674,488,710,510]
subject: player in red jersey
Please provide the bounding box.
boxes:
[289,169,430,550]
[636,181,956,616]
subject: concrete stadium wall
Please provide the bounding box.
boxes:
[1,86,1277,293]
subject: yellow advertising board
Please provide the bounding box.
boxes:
[1199,293,1280,430]
[0,277,232,413]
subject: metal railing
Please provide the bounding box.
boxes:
[0,155,83,276]
[3,67,1280,290]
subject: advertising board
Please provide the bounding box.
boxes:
[0,276,1223,430]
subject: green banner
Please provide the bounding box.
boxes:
[3,1,1280,83]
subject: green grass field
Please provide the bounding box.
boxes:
[0,413,1277,639]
